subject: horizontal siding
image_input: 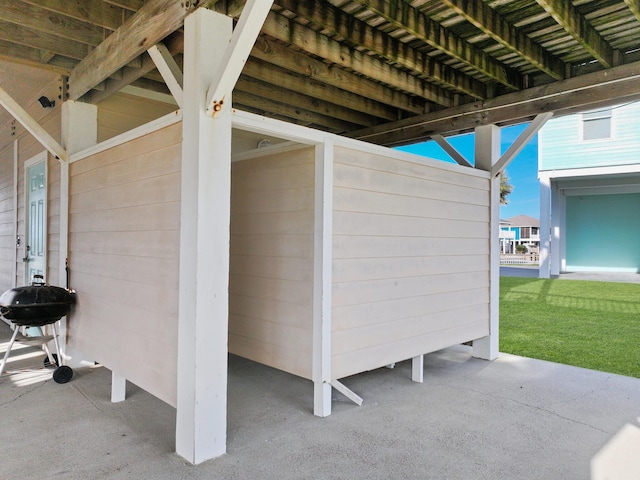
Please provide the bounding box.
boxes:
[540,102,640,171]
[331,146,490,379]
[0,144,14,293]
[68,123,181,407]
[229,148,315,379]
[96,93,178,143]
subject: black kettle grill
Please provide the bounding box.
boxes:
[0,273,76,383]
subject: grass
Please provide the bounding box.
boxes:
[499,277,640,379]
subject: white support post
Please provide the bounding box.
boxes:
[551,182,562,276]
[331,380,363,406]
[472,124,500,361]
[111,371,127,403]
[0,85,67,162]
[60,100,97,368]
[411,355,424,383]
[147,42,184,108]
[205,0,274,116]
[432,134,472,167]
[313,140,333,417]
[539,175,552,278]
[176,9,232,465]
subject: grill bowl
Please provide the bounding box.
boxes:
[0,285,76,326]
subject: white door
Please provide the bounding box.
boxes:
[24,157,47,284]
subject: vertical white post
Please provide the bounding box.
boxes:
[176,9,232,464]
[551,183,562,275]
[111,371,127,403]
[539,174,551,278]
[313,139,333,417]
[472,124,500,360]
[411,355,424,383]
[60,100,97,368]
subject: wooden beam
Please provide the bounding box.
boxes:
[439,0,564,81]
[233,89,362,133]
[350,61,640,145]
[20,0,127,31]
[491,112,552,177]
[432,134,472,168]
[0,84,67,162]
[0,20,89,61]
[243,58,403,123]
[83,32,183,104]
[148,42,183,108]
[260,10,453,107]
[235,75,377,127]
[0,40,75,74]
[534,0,615,68]
[250,35,426,116]
[624,0,640,23]
[350,0,521,90]
[206,0,274,116]
[275,0,486,99]
[0,0,107,46]
[68,0,198,101]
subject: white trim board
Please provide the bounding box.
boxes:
[70,109,182,163]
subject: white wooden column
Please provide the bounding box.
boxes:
[539,174,552,278]
[472,124,500,360]
[176,9,232,464]
[551,183,563,275]
[60,100,97,368]
[313,139,333,417]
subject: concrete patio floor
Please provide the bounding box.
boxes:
[1,321,639,479]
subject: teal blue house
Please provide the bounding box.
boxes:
[539,101,640,275]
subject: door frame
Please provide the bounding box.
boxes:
[23,151,48,285]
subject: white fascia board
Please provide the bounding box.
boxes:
[540,163,640,180]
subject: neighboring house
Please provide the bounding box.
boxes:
[539,101,640,275]
[499,215,540,254]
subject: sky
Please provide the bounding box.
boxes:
[395,123,540,220]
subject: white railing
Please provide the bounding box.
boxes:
[500,254,539,265]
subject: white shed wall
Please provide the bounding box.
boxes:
[67,123,181,406]
[331,146,491,379]
[229,147,315,379]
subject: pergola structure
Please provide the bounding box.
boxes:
[1,0,640,466]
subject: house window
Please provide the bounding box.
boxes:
[582,109,611,140]
[521,227,530,238]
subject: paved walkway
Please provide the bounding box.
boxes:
[501,266,640,283]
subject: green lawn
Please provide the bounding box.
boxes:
[499,277,640,379]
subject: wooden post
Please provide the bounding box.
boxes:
[175,9,232,464]
[472,124,500,360]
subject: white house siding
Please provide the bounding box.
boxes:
[0,144,14,293]
[331,146,491,379]
[539,102,640,171]
[68,123,181,407]
[229,147,315,379]
[96,93,178,143]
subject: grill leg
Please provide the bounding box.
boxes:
[0,326,21,376]
[50,322,63,366]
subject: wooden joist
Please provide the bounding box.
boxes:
[68,0,199,101]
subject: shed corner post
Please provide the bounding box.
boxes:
[312,139,334,417]
[472,124,500,361]
[176,8,232,464]
[60,99,97,368]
